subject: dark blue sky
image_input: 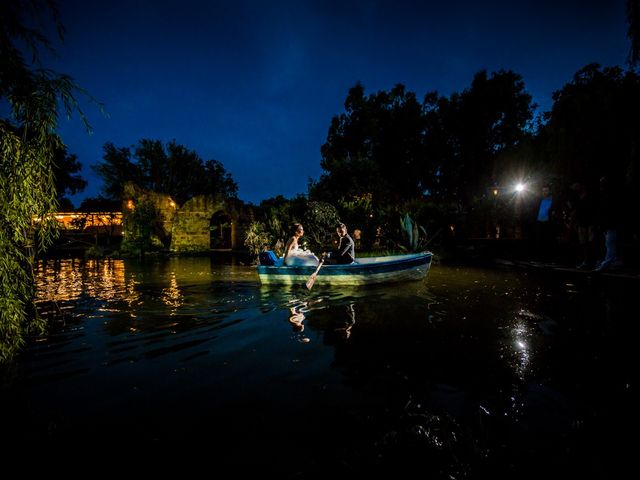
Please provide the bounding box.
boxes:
[48,0,630,206]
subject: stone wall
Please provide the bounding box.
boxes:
[171,195,237,252]
[122,183,240,253]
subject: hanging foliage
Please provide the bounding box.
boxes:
[0,1,97,362]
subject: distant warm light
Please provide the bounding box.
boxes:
[33,212,123,230]
[492,188,499,196]
[514,183,526,193]
[169,200,176,208]
[127,199,135,210]
[449,224,455,232]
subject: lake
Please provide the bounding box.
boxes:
[1,256,635,477]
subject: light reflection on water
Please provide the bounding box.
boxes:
[5,257,635,476]
[35,258,132,303]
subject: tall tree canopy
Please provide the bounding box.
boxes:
[537,64,640,191]
[53,144,87,209]
[94,139,238,205]
[423,70,534,204]
[1,1,92,361]
[313,83,426,206]
[312,71,534,215]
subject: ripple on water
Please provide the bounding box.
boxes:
[15,257,636,476]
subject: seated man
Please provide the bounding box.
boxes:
[322,223,355,265]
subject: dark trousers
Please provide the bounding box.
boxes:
[324,252,353,265]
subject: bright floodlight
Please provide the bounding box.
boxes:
[514,183,526,193]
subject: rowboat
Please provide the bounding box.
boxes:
[256,252,433,286]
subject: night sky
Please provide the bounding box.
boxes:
[47,0,630,206]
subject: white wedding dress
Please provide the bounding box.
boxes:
[284,246,320,266]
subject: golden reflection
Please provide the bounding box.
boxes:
[35,259,139,304]
[289,307,305,330]
[126,276,140,307]
[161,272,183,312]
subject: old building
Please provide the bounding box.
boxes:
[122,183,245,253]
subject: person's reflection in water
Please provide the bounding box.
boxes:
[289,305,310,343]
[339,303,356,339]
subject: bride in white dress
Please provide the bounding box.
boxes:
[283,224,319,267]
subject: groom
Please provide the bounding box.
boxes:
[322,223,355,265]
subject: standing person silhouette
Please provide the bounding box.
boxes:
[595,176,622,272]
[570,181,596,269]
[535,185,556,261]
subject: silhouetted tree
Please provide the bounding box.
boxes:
[93,139,238,204]
[531,64,640,242]
[312,73,534,239]
[52,144,86,208]
[538,64,640,187]
[79,195,120,212]
[313,83,427,206]
[424,70,534,205]
[202,159,239,202]
[94,142,141,199]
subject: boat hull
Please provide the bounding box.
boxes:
[257,252,433,286]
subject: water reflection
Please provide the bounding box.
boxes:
[20,257,636,477]
[288,306,305,329]
[288,303,309,343]
[286,298,357,343]
[511,312,533,380]
[35,258,135,303]
[161,271,183,312]
[343,303,356,339]
[34,257,258,328]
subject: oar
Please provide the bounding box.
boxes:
[306,260,324,290]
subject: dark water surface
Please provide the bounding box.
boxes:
[1,257,636,476]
